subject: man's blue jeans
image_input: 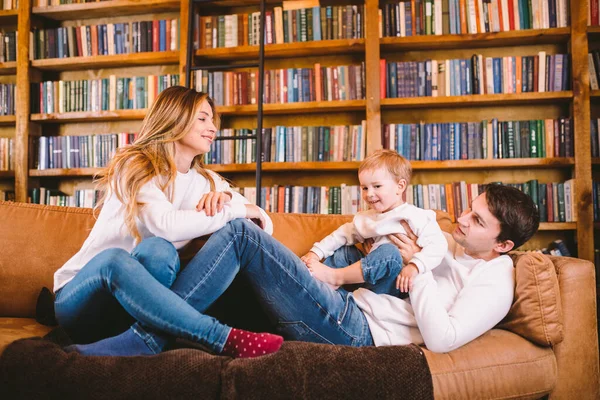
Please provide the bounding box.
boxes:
[54,237,231,354]
[323,244,403,297]
[158,219,375,347]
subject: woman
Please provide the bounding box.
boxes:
[54,86,283,358]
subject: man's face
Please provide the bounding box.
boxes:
[452,192,508,259]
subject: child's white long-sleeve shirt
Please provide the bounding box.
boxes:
[353,233,515,352]
[54,169,273,292]
[309,203,447,274]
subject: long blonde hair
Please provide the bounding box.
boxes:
[95,86,221,242]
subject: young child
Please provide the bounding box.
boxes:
[301,149,447,295]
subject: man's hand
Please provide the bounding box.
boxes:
[196,191,232,216]
[388,220,422,266]
[301,251,320,264]
[244,204,266,230]
[396,263,418,293]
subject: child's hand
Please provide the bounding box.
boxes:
[301,251,320,264]
[196,191,232,216]
[396,263,419,293]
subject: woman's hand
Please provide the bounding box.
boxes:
[196,191,232,216]
[244,204,266,230]
[388,220,422,265]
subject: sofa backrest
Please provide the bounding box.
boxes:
[0,202,96,317]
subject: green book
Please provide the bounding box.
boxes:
[537,119,545,158]
[557,182,565,222]
[529,120,538,157]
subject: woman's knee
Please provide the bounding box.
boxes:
[131,237,180,285]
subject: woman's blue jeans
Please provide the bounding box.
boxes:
[148,219,375,347]
[54,237,230,354]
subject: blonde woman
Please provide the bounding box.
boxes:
[53,86,283,358]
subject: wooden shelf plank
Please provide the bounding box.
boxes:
[0,170,15,178]
[538,222,577,231]
[30,168,102,177]
[32,0,179,20]
[592,158,600,165]
[410,158,574,169]
[31,51,179,71]
[206,158,574,173]
[381,91,573,109]
[0,9,18,24]
[591,90,600,98]
[0,61,17,75]
[218,100,367,116]
[0,115,16,126]
[588,26,600,37]
[31,109,147,123]
[195,39,365,61]
[380,28,570,51]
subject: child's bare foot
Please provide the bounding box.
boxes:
[305,259,340,290]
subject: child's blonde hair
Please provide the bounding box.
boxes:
[358,149,412,184]
[94,86,221,243]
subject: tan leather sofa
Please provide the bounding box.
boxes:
[0,201,598,399]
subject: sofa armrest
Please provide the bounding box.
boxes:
[550,256,600,399]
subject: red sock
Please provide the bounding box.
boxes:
[221,328,283,358]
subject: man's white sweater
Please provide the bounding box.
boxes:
[353,233,515,352]
[54,169,273,292]
[310,203,447,274]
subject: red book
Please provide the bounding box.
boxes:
[166,20,171,51]
[507,0,515,31]
[152,20,159,52]
[75,27,83,57]
[497,0,504,31]
[592,0,599,26]
[91,25,98,56]
[533,55,539,92]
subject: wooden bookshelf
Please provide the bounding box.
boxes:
[195,39,365,61]
[380,28,570,52]
[206,158,574,173]
[7,0,595,260]
[32,0,179,20]
[0,116,16,126]
[29,168,102,177]
[0,170,15,178]
[31,51,179,71]
[0,61,17,75]
[538,222,577,231]
[0,9,17,23]
[218,100,367,116]
[31,109,147,123]
[381,92,573,109]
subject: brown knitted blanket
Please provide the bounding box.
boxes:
[0,335,433,399]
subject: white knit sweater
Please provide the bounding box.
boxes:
[54,169,273,292]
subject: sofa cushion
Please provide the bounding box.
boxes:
[425,329,557,400]
[498,252,564,347]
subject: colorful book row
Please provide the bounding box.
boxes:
[0,137,14,172]
[31,74,180,114]
[31,19,179,60]
[382,52,570,98]
[195,4,364,49]
[0,84,16,116]
[0,32,17,63]
[35,132,137,170]
[30,187,101,209]
[194,63,365,107]
[380,0,570,37]
[203,123,367,166]
[383,118,573,161]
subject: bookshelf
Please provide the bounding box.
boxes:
[7,0,595,261]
